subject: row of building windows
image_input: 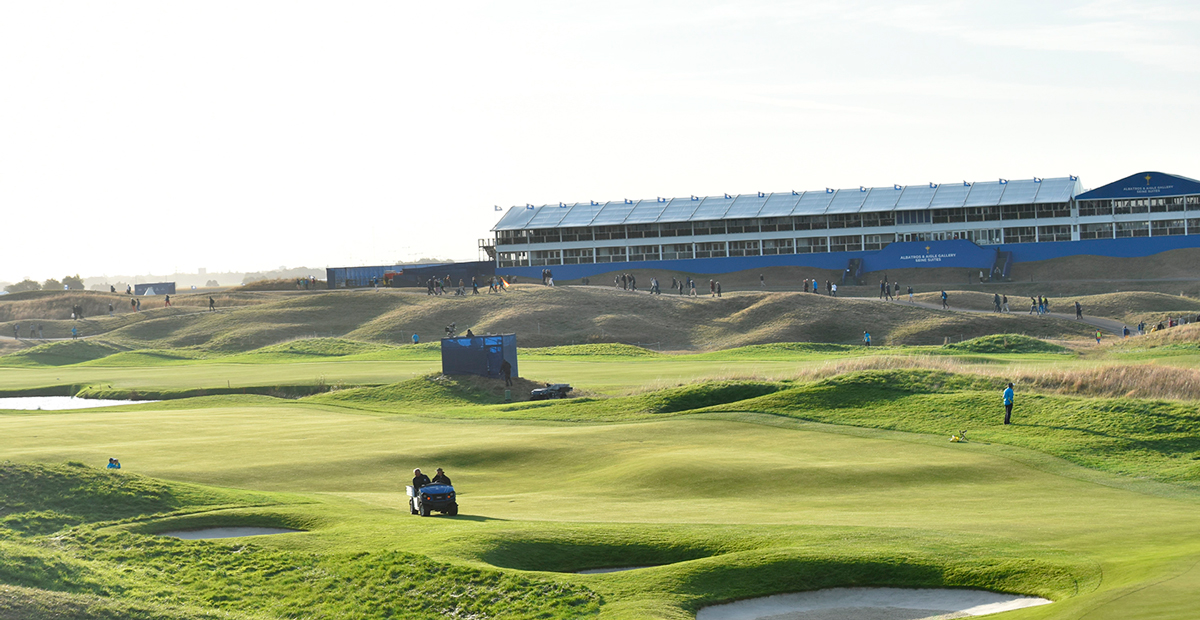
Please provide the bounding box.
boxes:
[1078,196,1200,217]
[499,203,1077,245]
[495,219,1200,267]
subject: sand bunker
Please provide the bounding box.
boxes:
[577,566,656,574]
[0,396,157,410]
[159,527,301,540]
[695,588,1051,620]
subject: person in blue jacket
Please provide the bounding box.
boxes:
[1003,383,1015,425]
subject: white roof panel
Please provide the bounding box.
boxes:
[725,194,769,218]
[997,180,1040,205]
[794,190,835,215]
[929,183,972,209]
[964,181,1006,207]
[1033,177,1080,204]
[758,192,802,217]
[590,200,637,226]
[859,186,903,212]
[824,189,868,214]
[526,203,573,228]
[624,199,669,224]
[557,202,604,227]
[690,195,735,221]
[493,206,539,231]
[894,185,938,211]
[658,197,700,223]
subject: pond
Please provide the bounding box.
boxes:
[0,396,158,410]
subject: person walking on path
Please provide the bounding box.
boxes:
[716,282,722,297]
[108,303,114,316]
[37,325,43,339]
[1003,383,1015,425]
[1123,325,1130,338]
[12,324,19,339]
[71,326,78,340]
[993,293,1001,312]
[863,331,871,347]
[1075,301,1083,319]
[831,283,837,297]
[940,290,948,309]
[760,274,765,288]
[709,280,716,297]
[907,286,914,303]
[1002,295,1009,313]
[165,294,172,308]
[500,359,513,387]
[1095,330,1102,344]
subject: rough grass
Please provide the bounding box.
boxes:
[0,341,123,367]
[1,286,1103,354]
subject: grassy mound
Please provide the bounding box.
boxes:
[943,333,1069,354]
[308,373,546,410]
[524,343,661,357]
[0,341,122,367]
[0,462,253,535]
[703,368,1200,486]
[225,338,397,361]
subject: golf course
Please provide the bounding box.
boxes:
[3,285,1200,619]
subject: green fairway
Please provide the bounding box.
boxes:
[4,330,1200,618]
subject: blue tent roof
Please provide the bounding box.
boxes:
[1076,172,1200,201]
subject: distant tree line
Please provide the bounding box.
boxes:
[4,275,84,294]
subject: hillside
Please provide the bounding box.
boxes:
[0,286,1101,352]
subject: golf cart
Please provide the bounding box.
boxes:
[407,484,458,517]
[530,383,573,400]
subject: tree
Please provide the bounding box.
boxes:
[63,274,85,290]
[4,279,41,293]
[205,279,219,287]
[43,278,63,290]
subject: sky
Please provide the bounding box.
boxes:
[1,0,1197,284]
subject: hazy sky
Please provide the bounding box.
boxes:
[2,1,1197,284]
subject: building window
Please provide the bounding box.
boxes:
[530,229,559,244]
[1035,203,1071,218]
[760,217,794,232]
[1000,204,1036,220]
[827,214,861,229]
[560,227,592,242]
[1188,219,1200,233]
[562,248,594,264]
[829,235,863,252]
[1003,227,1036,243]
[726,219,760,234]
[728,240,760,257]
[899,232,931,242]
[796,237,828,253]
[1078,200,1113,217]
[628,245,661,261]
[1151,219,1185,236]
[595,247,627,263]
[965,206,1000,222]
[530,250,562,266]
[794,215,827,230]
[933,208,967,224]
[692,220,726,236]
[694,242,727,258]
[498,251,527,267]
[1114,199,1149,214]
[762,238,794,255]
[497,230,529,244]
[1187,196,1200,211]
[863,234,895,251]
[861,212,892,228]
[896,210,930,225]
[661,243,694,260]
[1079,223,1113,239]
[1114,221,1149,238]
[626,224,659,239]
[659,222,693,237]
[593,225,626,241]
[1036,225,1071,242]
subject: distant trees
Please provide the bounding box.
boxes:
[63,274,85,290]
[42,278,62,290]
[205,279,219,287]
[5,279,42,293]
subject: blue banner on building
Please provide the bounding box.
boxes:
[864,240,996,272]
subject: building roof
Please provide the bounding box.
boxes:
[1075,172,1200,201]
[492,176,1082,231]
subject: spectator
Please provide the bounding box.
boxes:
[1003,383,1014,424]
